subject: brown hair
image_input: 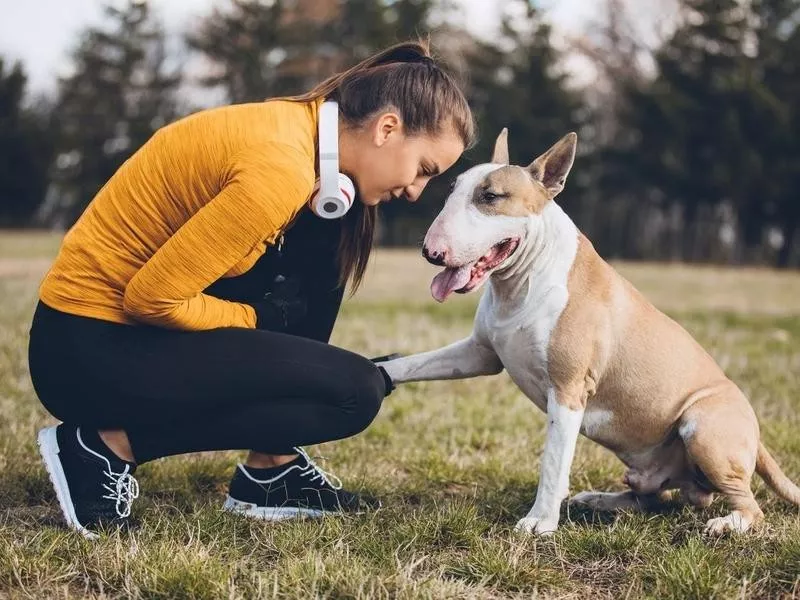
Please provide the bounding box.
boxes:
[287,40,475,292]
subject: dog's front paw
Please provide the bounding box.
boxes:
[514,516,559,536]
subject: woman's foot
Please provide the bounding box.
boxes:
[222,447,379,520]
[37,423,140,539]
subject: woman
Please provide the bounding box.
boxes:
[28,41,474,538]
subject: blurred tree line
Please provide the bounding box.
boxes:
[1,0,799,266]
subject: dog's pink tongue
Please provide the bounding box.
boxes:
[431,265,472,303]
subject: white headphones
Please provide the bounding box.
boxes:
[309,101,356,219]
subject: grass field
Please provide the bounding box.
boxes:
[1,231,798,599]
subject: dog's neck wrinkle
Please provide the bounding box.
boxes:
[491,222,545,302]
[490,203,576,311]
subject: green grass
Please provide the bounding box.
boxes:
[1,236,799,599]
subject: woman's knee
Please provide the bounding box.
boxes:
[336,356,387,436]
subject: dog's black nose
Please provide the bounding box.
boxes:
[422,245,446,266]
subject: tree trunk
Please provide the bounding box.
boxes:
[775,221,797,269]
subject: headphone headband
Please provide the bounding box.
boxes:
[318,101,341,200]
[310,101,355,219]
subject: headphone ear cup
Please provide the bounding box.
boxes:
[309,173,355,219]
[337,173,355,208]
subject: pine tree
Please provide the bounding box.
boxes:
[187,0,293,102]
[613,0,800,264]
[0,58,54,226]
[188,0,440,103]
[444,2,584,190]
[750,0,800,266]
[40,0,181,227]
[613,0,767,260]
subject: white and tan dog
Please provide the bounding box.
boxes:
[379,130,800,535]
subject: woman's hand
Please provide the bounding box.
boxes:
[370,353,403,364]
[370,353,403,396]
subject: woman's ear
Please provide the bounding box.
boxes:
[372,111,403,147]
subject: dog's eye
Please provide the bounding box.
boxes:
[483,191,499,203]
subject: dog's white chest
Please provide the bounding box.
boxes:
[472,202,579,413]
[478,286,570,413]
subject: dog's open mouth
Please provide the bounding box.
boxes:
[430,237,520,302]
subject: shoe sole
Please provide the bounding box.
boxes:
[222,496,335,520]
[37,426,98,540]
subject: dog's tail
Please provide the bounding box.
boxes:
[756,442,800,505]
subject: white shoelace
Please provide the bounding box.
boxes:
[294,447,343,490]
[101,463,140,518]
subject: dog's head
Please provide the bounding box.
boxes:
[423,130,577,302]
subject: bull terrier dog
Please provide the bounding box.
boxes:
[378,129,800,535]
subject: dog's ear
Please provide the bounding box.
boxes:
[491,128,509,165]
[527,132,577,197]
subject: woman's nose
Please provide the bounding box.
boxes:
[405,182,427,203]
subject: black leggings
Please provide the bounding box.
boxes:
[27,212,387,464]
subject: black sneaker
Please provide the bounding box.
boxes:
[37,424,140,539]
[222,447,378,520]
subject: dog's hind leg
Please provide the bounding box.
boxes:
[679,392,763,535]
[678,482,715,508]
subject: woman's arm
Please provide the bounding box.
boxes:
[123,144,314,330]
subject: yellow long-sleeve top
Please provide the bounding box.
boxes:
[39,98,323,330]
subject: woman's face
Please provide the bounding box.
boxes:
[342,112,465,206]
